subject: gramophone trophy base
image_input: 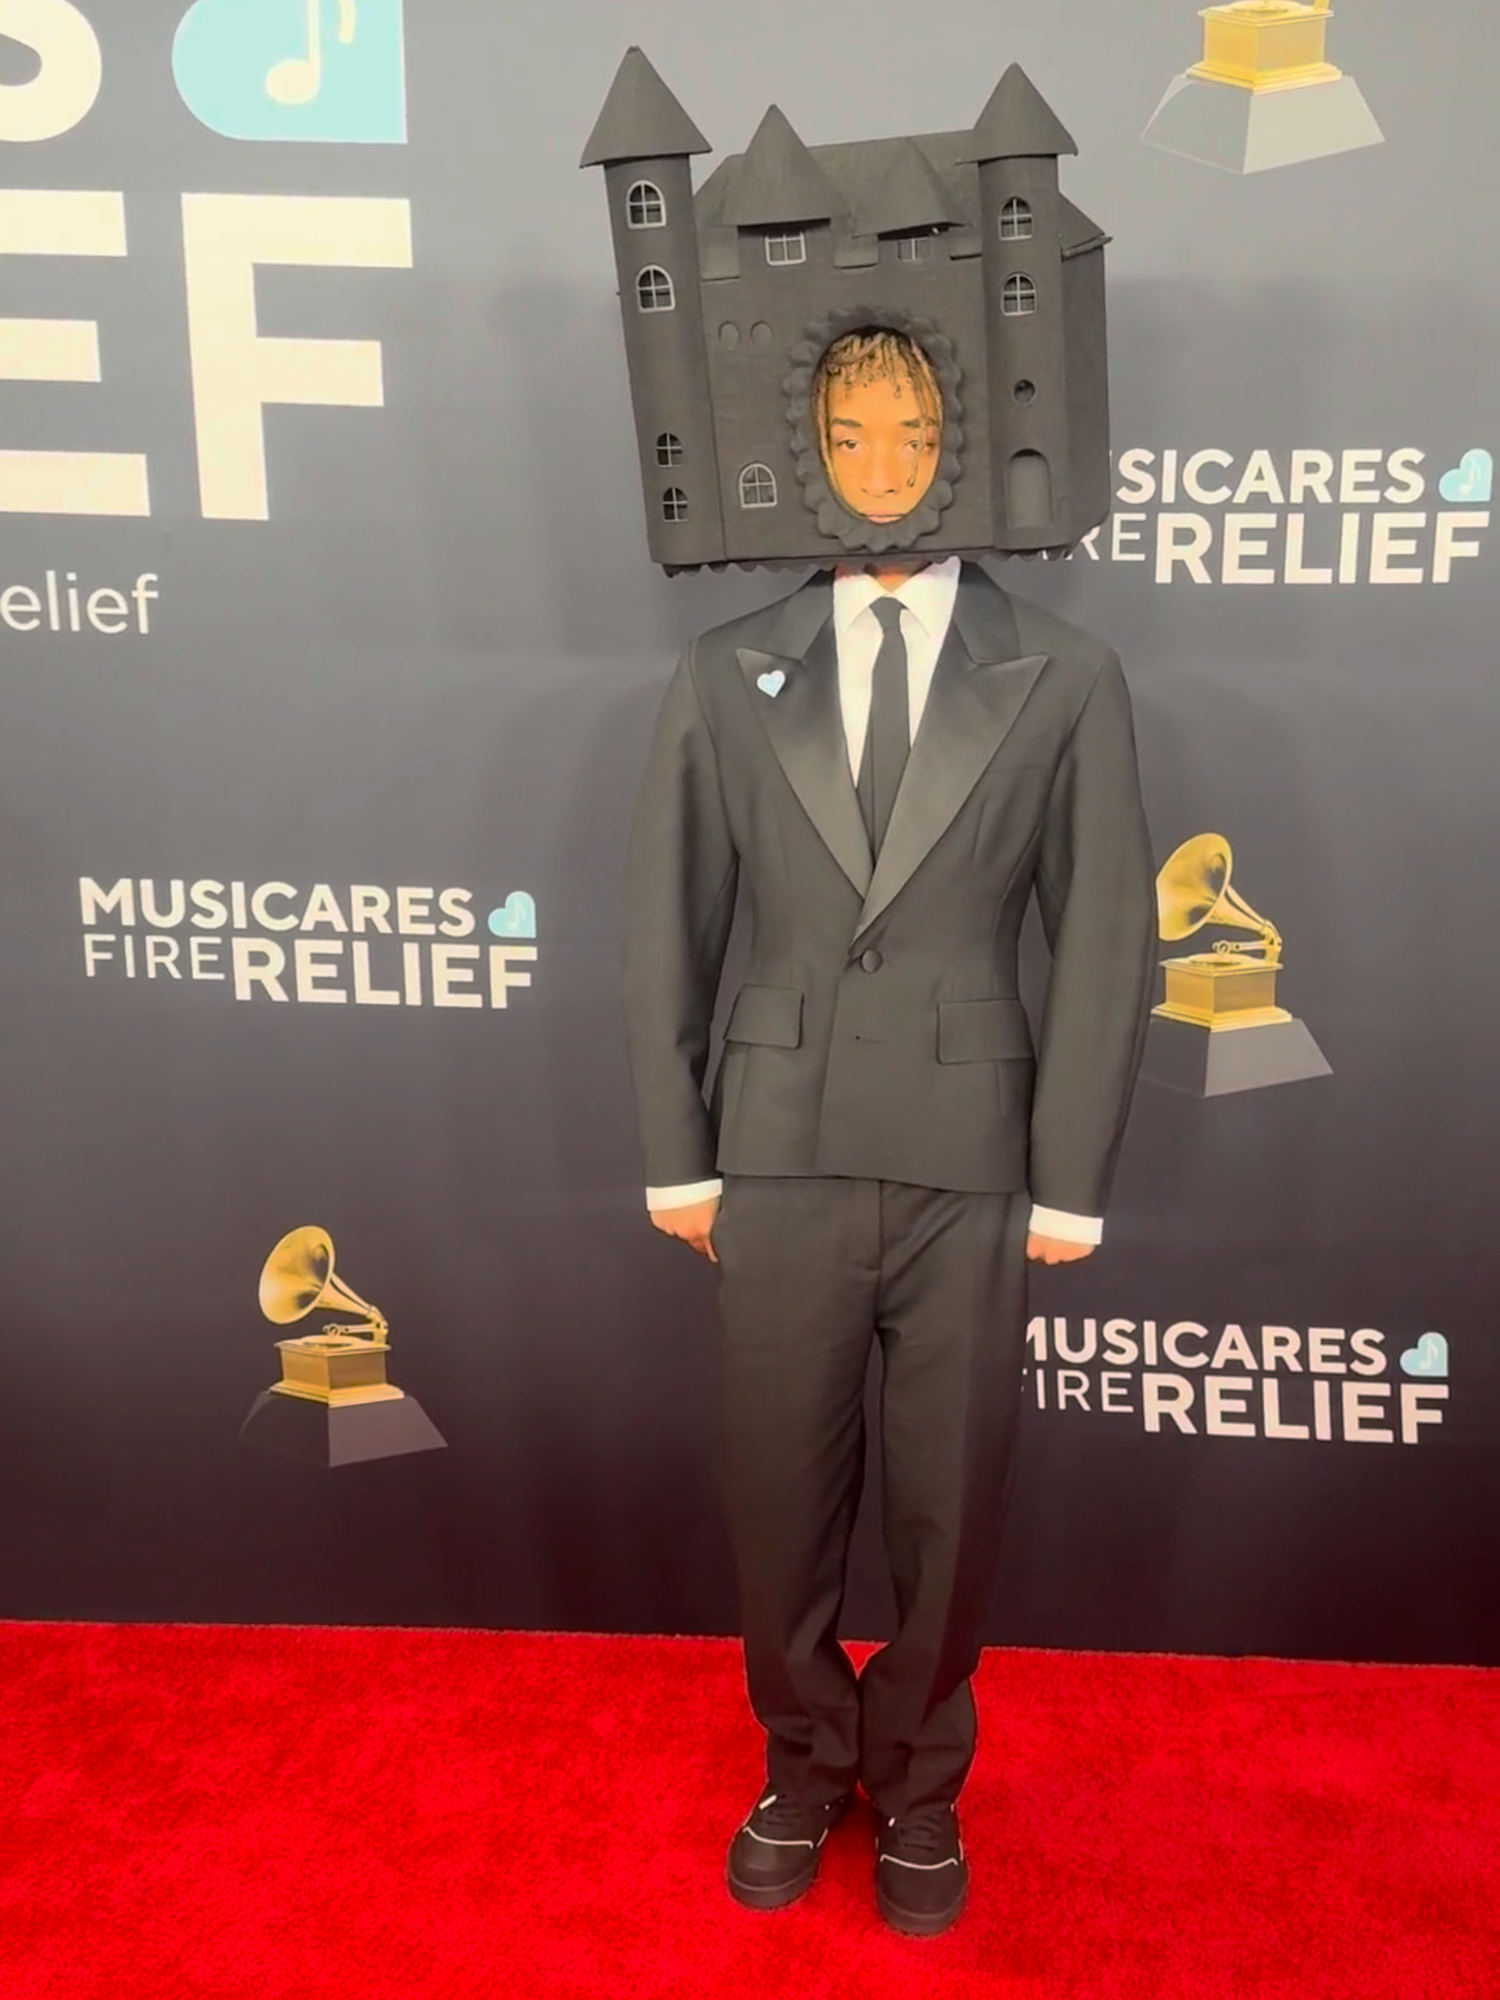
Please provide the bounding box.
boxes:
[1144,1013,1332,1097]
[1142,71,1382,174]
[272,1332,399,1403]
[239,1388,447,1467]
[1158,953,1288,1029]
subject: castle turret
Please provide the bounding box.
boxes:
[582,49,725,566]
[963,65,1077,550]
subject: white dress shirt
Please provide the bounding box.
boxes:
[646,555,1102,1247]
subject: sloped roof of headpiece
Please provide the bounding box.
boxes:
[855,138,967,236]
[699,131,1105,255]
[1059,194,1109,257]
[720,104,845,226]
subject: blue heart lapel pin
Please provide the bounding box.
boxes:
[757,668,787,699]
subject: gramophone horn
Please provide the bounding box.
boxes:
[1157,833,1232,942]
[258,1226,387,1337]
[1155,833,1282,957]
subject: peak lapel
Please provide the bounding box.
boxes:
[853,578,1046,940]
[737,618,873,899]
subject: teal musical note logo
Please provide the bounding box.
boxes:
[488,894,537,941]
[172,0,407,143]
[1399,1333,1449,1380]
[1438,450,1493,505]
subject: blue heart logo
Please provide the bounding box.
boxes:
[172,0,408,143]
[1400,1332,1449,1379]
[1438,450,1493,505]
[487,892,536,940]
[757,669,786,699]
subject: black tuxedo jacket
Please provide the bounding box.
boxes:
[622,563,1157,1212]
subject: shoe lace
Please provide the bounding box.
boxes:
[885,1806,954,1862]
[752,1791,820,1836]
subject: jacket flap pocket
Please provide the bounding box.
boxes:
[726,983,803,1049]
[937,998,1033,1064]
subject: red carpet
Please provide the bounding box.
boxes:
[0,1625,1495,1998]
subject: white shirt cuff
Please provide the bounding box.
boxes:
[646,1178,724,1212]
[1028,1204,1103,1247]
[644,1185,1098,1242]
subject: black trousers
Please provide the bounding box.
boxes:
[713,1175,1029,1819]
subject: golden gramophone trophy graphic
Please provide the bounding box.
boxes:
[1141,834,1332,1097]
[1142,0,1383,174]
[239,1227,446,1466]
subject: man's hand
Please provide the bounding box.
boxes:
[650,1195,720,1262]
[1026,1232,1096,1266]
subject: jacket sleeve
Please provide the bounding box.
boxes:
[1029,651,1157,1219]
[621,643,740,1188]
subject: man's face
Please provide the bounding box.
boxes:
[822,364,942,522]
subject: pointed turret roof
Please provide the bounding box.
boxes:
[721,105,844,226]
[961,63,1077,162]
[855,139,965,236]
[580,47,710,168]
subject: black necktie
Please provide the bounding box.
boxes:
[856,596,910,856]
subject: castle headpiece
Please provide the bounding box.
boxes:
[583,49,1113,571]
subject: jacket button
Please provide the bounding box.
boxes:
[859,949,883,973]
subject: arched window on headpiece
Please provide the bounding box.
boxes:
[637,266,675,313]
[738,464,778,509]
[1001,273,1037,317]
[627,181,666,228]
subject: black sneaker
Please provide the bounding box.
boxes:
[725,1789,850,1910]
[875,1803,968,1936]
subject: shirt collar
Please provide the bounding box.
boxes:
[832,554,962,644]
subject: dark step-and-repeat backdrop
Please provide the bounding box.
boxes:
[0,0,1494,1661]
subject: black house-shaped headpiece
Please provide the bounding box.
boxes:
[583,49,1111,571]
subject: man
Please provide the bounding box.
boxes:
[623,326,1156,1936]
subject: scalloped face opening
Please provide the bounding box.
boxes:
[785,305,965,558]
